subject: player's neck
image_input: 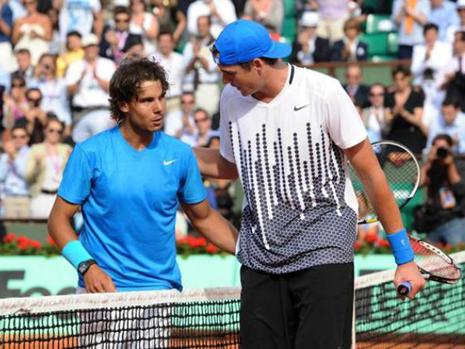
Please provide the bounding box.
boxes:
[252,62,289,103]
[119,123,154,150]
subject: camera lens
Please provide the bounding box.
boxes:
[436,147,449,159]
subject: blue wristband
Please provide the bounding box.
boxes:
[62,240,93,269]
[386,229,415,265]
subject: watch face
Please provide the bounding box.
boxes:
[78,260,95,275]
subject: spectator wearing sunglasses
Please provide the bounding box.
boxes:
[23,87,47,145]
[0,124,31,218]
[2,74,28,131]
[361,83,390,142]
[26,115,71,218]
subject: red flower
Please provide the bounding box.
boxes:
[4,233,16,243]
[354,240,362,251]
[206,244,219,254]
[377,239,390,248]
[364,231,378,244]
[188,236,207,248]
[47,235,56,246]
[17,236,30,250]
[29,240,42,249]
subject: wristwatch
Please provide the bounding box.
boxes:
[77,259,97,276]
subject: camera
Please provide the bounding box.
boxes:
[436,147,450,159]
[423,67,435,81]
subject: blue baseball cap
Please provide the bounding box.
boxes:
[211,20,291,66]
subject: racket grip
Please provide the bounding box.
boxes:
[397,281,412,296]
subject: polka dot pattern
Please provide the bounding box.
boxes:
[232,121,358,274]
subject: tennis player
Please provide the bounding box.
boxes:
[48,58,238,294]
[194,20,426,349]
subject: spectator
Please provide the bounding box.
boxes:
[187,107,218,147]
[11,48,33,85]
[428,0,460,42]
[150,0,187,45]
[0,0,15,73]
[361,83,389,142]
[9,0,26,22]
[121,33,146,59]
[392,0,430,59]
[438,31,465,112]
[56,31,84,78]
[342,64,370,108]
[129,0,159,56]
[164,91,197,141]
[0,124,30,218]
[72,108,114,144]
[415,134,465,244]
[47,6,61,54]
[242,0,283,34]
[291,11,331,65]
[26,116,72,218]
[56,0,104,46]
[411,23,452,126]
[187,0,237,38]
[100,6,134,64]
[23,87,47,144]
[315,0,350,43]
[446,0,465,43]
[385,66,428,155]
[153,32,185,113]
[31,53,72,132]
[330,17,368,62]
[66,33,116,123]
[2,74,28,131]
[427,98,465,153]
[183,15,221,116]
[11,0,52,65]
[411,23,452,86]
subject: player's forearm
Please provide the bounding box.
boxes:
[193,147,238,180]
[192,210,238,254]
[359,167,404,233]
[48,206,79,249]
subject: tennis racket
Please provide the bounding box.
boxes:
[397,235,462,295]
[348,141,421,224]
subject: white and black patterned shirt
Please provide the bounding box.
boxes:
[220,65,367,273]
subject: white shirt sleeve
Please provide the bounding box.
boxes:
[65,61,83,86]
[324,80,367,150]
[219,86,236,163]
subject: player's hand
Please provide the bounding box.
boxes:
[83,264,117,293]
[394,261,425,300]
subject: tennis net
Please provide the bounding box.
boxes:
[0,251,464,348]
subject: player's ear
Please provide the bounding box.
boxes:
[252,58,264,72]
[119,101,129,113]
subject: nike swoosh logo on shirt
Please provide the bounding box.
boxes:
[163,160,176,165]
[294,104,309,111]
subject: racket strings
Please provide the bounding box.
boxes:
[411,241,461,280]
[350,142,420,223]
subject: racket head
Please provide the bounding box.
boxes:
[349,141,421,224]
[408,235,462,283]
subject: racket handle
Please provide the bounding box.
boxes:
[397,281,412,296]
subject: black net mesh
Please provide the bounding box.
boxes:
[1,252,464,349]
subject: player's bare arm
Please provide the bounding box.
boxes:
[48,197,116,293]
[182,200,238,254]
[345,138,425,298]
[193,147,239,180]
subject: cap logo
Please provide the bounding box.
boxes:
[210,44,220,65]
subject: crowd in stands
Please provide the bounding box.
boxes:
[0,0,465,246]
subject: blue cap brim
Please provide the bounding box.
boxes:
[262,41,292,60]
